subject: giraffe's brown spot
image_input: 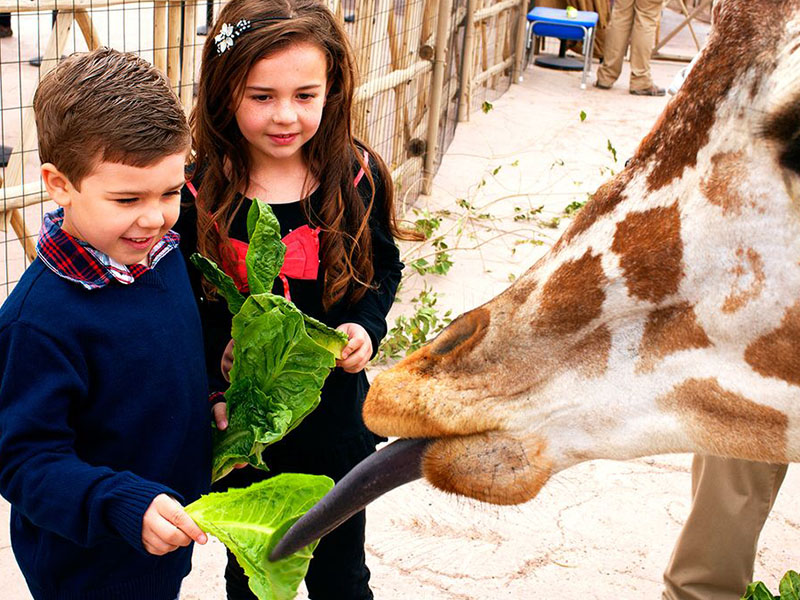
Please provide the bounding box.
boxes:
[612,204,683,303]
[633,2,784,191]
[559,170,633,246]
[637,303,711,373]
[534,250,606,336]
[567,325,611,379]
[723,247,765,313]
[701,151,752,215]
[505,277,537,311]
[744,300,800,386]
[658,378,787,462]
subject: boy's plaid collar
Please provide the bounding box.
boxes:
[36,208,180,290]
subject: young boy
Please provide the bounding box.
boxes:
[0,48,212,600]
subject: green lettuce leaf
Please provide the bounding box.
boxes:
[211,295,343,481]
[190,253,246,315]
[210,378,292,482]
[185,473,334,600]
[245,199,285,295]
[192,200,348,482]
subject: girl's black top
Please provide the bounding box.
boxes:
[173,156,402,466]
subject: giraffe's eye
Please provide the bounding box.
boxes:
[761,97,800,175]
[781,135,800,175]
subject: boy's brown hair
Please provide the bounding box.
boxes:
[33,47,190,189]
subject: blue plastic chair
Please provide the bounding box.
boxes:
[525,7,599,89]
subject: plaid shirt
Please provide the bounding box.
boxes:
[36,208,180,290]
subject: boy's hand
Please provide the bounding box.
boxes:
[335,323,372,373]
[142,494,207,555]
[221,339,234,382]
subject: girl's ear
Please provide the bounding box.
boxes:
[41,163,75,208]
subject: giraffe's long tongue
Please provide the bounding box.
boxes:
[269,437,431,562]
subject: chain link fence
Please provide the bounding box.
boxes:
[0,0,528,300]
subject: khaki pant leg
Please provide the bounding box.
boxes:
[662,455,788,600]
[596,0,635,86]
[628,0,664,90]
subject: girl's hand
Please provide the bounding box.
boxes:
[141,494,207,555]
[221,339,234,382]
[212,401,229,430]
[211,401,246,469]
[335,323,372,373]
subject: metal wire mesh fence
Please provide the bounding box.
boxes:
[0,0,528,300]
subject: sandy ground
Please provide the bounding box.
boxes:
[3,11,800,600]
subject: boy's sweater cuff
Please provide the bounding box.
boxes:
[103,473,181,554]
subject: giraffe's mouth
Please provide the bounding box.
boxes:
[268,437,431,562]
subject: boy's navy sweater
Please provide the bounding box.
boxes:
[0,250,212,600]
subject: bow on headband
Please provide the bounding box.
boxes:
[214,16,291,55]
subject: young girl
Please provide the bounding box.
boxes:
[175,0,421,598]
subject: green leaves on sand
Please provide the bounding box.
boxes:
[742,570,800,600]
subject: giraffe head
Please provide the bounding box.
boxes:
[269,0,800,561]
[363,0,800,506]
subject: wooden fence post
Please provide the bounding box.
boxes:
[512,0,527,82]
[422,0,454,195]
[457,0,476,122]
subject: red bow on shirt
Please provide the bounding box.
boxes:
[187,148,368,301]
[221,225,320,301]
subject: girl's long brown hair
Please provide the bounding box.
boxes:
[191,0,421,310]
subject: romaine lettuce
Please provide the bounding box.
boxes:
[185,473,334,600]
[190,200,348,481]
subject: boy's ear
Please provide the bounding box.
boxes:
[41,163,74,208]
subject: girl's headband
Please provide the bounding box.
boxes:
[214,17,291,55]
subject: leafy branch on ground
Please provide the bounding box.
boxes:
[375,285,452,363]
[741,569,799,600]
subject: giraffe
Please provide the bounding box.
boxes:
[270,0,800,560]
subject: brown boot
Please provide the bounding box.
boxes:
[0,25,12,39]
[630,85,665,96]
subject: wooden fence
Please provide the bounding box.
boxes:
[0,0,528,299]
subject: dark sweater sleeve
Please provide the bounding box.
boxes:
[334,159,404,357]
[0,322,175,553]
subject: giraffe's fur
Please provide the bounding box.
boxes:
[364,0,800,505]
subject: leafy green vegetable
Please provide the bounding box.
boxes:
[741,570,800,600]
[743,582,779,600]
[191,200,348,482]
[781,571,800,600]
[186,473,334,600]
[190,254,246,315]
[245,200,285,295]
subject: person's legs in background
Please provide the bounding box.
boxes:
[0,13,12,38]
[304,509,373,600]
[662,455,787,600]
[595,0,636,88]
[628,0,665,94]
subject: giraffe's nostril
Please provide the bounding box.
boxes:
[429,308,490,357]
[431,319,475,355]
